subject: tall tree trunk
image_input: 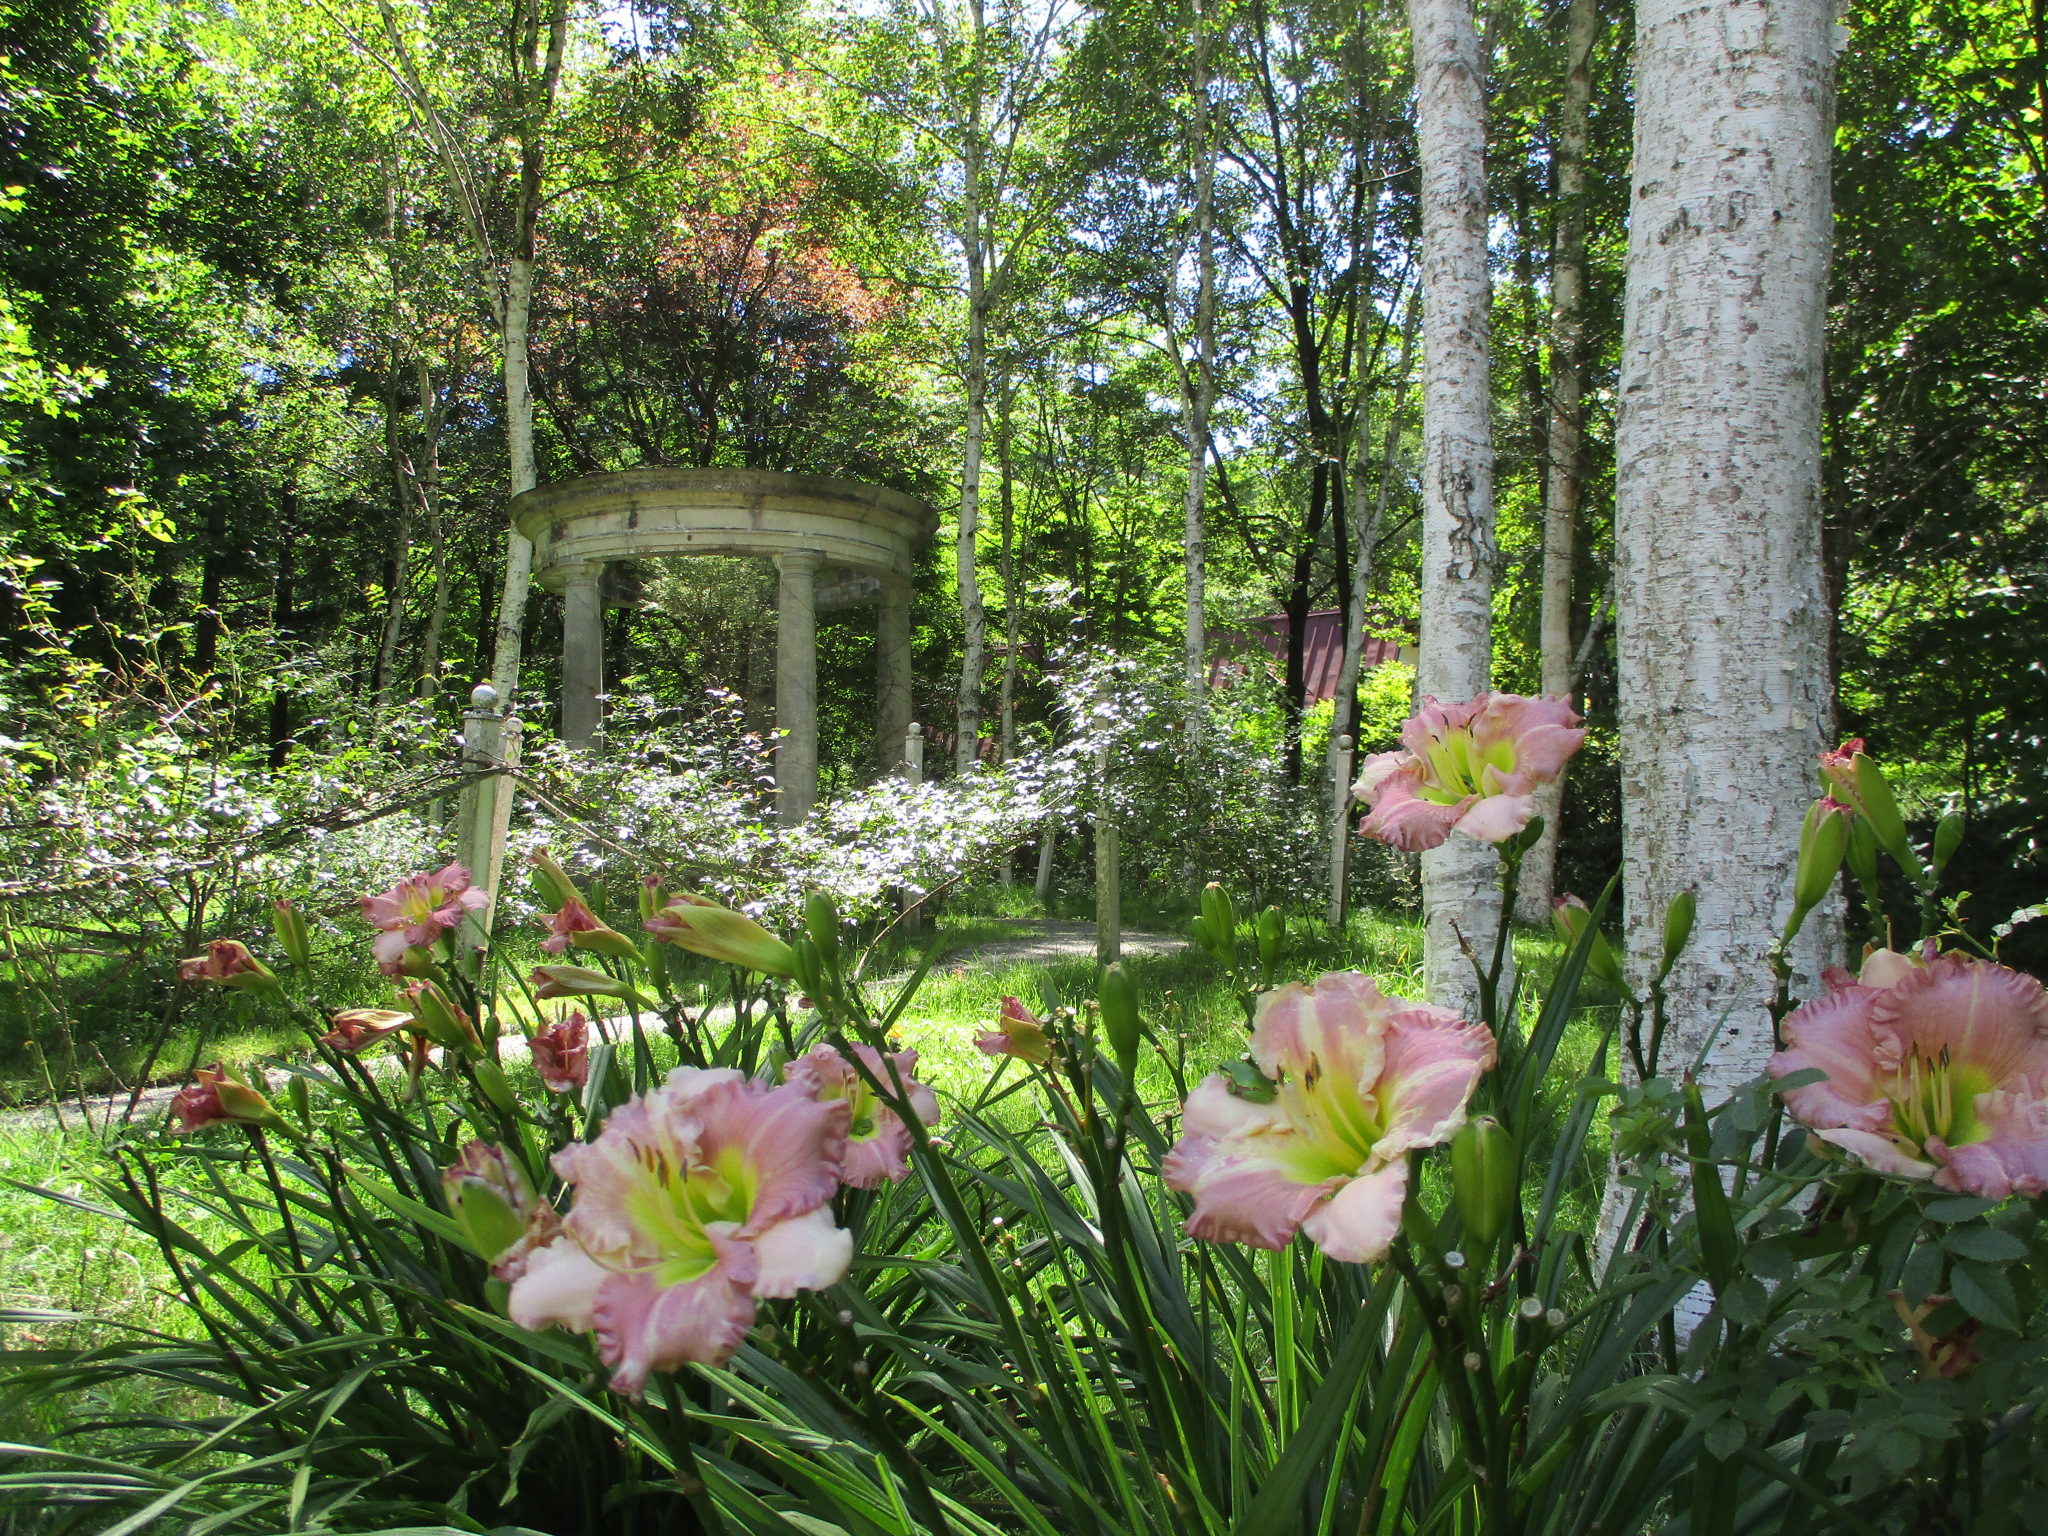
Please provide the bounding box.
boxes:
[193,502,226,676]
[1281,461,1329,785]
[1408,0,1499,1012]
[956,94,990,776]
[1183,0,1216,728]
[1515,0,1596,924]
[374,367,414,710]
[416,351,452,693]
[269,491,297,770]
[997,368,1019,768]
[484,0,567,707]
[1615,0,1840,1096]
[1333,299,1419,751]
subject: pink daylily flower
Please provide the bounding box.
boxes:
[532,1012,591,1093]
[1770,952,2048,1199]
[977,996,1055,1064]
[320,1008,414,1054]
[784,1043,939,1188]
[507,1067,853,1394]
[360,863,487,973]
[1163,972,1496,1263]
[1354,693,1585,852]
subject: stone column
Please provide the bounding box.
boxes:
[775,550,823,823]
[560,562,605,749]
[876,576,914,770]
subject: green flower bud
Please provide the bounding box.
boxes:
[406,980,483,1058]
[1550,895,1627,994]
[644,896,799,977]
[442,1143,533,1265]
[1201,883,1238,950]
[806,891,842,973]
[1256,907,1285,971]
[1661,889,1696,977]
[270,900,312,974]
[1933,809,1966,875]
[1450,1115,1518,1258]
[472,1058,517,1117]
[1794,799,1852,916]
[1845,814,1881,895]
[286,1073,312,1128]
[1098,962,1141,1074]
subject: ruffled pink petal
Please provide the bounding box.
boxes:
[974,1031,1011,1057]
[1249,971,1397,1087]
[1398,696,1484,759]
[592,1254,758,1394]
[1936,1090,2048,1199]
[506,1239,609,1336]
[1163,1082,1328,1250]
[1352,750,1414,799]
[1451,791,1536,845]
[1816,1127,1939,1182]
[1177,1075,1279,1141]
[682,1076,850,1237]
[840,1125,913,1187]
[371,927,411,967]
[1299,1159,1407,1263]
[1770,985,1894,1132]
[1468,693,1584,789]
[751,1205,854,1296]
[1358,775,1466,852]
[1869,953,2048,1087]
[1370,1008,1498,1158]
[1165,1135,1334,1250]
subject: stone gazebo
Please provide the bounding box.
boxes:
[512,468,937,823]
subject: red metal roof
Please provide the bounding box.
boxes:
[1213,610,1412,703]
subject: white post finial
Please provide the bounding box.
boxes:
[468,682,499,713]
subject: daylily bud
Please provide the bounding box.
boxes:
[171,1064,287,1132]
[529,964,636,1001]
[1845,814,1881,895]
[1822,740,1925,881]
[527,848,580,912]
[405,979,482,1057]
[1794,799,1852,916]
[805,891,842,974]
[1933,810,1966,875]
[1201,883,1238,951]
[1551,895,1626,993]
[977,996,1054,1064]
[1660,889,1696,977]
[177,939,280,995]
[638,874,668,923]
[644,897,799,977]
[1098,963,1141,1075]
[270,900,312,974]
[472,1058,518,1117]
[320,1008,413,1053]
[442,1142,534,1266]
[540,894,639,960]
[286,1073,311,1127]
[1450,1115,1518,1257]
[1256,907,1285,971]
[1189,913,1219,957]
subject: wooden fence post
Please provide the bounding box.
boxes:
[455,683,518,951]
[1328,733,1356,931]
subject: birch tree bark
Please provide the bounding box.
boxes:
[953,0,991,776]
[1515,0,1596,924]
[1407,0,1500,1012]
[997,368,1019,770]
[1615,0,1842,1096]
[1182,0,1216,727]
[415,349,454,692]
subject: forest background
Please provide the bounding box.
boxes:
[1,0,2043,983]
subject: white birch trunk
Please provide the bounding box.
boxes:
[1615,0,1842,1097]
[997,372,1019,771]
[1182,0,1216,726]
[1515,0,1596,924]
[954,119,990,775]
[416,352,451,691]
[1407,0,1500,1014]
[488,251,539,704]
